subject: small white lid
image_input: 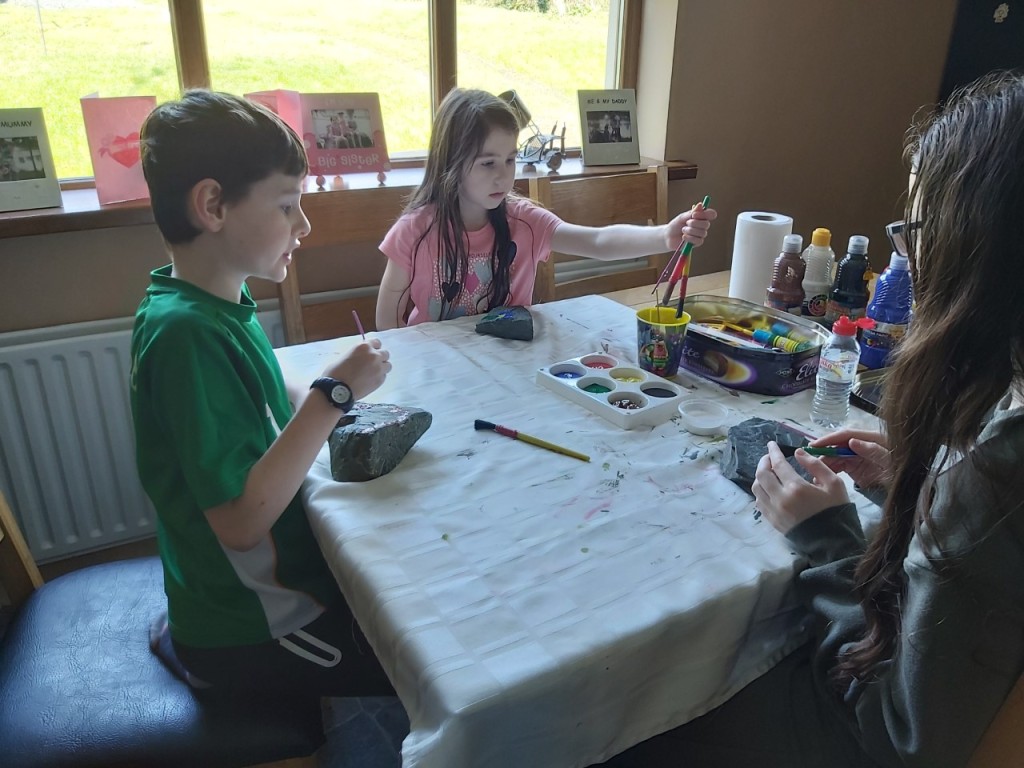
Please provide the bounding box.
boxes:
[847,235,869,255]
[782,234,804,253]
[677,399,729,436]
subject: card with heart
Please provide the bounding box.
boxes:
[81,94,156,205]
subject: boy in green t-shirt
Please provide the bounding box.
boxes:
[131,90,393,698]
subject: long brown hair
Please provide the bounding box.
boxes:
[401,88,520,323]
[836,71,1024,685]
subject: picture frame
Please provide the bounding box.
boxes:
[0,108,62,213]
[299,93,390,175]
[577,89,641,166]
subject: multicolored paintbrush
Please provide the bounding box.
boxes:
[661,195,711,308]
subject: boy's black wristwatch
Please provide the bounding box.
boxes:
[310,377,354,412]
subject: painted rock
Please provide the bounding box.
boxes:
[475,305,534,341]
[329,403,432,482]
[719,417,811,495]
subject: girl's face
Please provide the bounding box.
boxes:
[459,127,517,229]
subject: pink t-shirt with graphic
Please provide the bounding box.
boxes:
[379,197,562,326]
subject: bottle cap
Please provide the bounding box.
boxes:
[833,315,876,336]
[847,235,869,255]
[889,252,910,271]
[782,234,803,253]
[810,228,832,247]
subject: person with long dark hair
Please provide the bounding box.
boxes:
[601,71,1024,768]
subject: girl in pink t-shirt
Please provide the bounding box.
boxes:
[376,88,717,329]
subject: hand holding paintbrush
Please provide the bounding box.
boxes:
[658,195,713,309]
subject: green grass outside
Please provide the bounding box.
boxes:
[1,0,609,178]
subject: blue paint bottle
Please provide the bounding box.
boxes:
[859,251,913,369]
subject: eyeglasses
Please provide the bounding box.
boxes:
[885,219,922,258]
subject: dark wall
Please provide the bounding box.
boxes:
[940,1,1024,101]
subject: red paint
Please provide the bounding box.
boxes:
[585,361,614,369]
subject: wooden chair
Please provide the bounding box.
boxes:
[969,673,1024,767]
[278,184,410,345]
[528,164,669,304]
[0,490,322,768]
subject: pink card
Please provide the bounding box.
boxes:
[80,95,156,205]
[245,90,304,138]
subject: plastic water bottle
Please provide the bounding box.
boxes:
[810,315,871,429]
[859,251,914,369]
[824,236,872,324]
[801,228,835,323]
[764,234,806,314]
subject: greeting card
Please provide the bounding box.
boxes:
[0,108,62,212]
[245,89,304,137]
[80,94,155,205]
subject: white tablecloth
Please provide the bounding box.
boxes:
[275,295,880,768]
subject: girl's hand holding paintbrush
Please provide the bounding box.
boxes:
[655,199,717,302]
[810,428,892,490]
[665,198,717,251]
[753,441,850,534]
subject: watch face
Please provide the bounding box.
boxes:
[330,384,351,404]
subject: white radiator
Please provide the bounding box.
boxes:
[0,309,284,563]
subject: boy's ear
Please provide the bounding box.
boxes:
[186,178,227,233]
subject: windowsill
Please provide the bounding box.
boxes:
[0,156,697,241]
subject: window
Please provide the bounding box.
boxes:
[203,1,433,153]
[1,0,629,180]
[1,0,179,178]
[456,0,613,151]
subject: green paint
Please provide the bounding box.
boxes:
[581,547,590,553]
[441,533,450,541]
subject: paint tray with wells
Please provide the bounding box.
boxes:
[535,353,687,429]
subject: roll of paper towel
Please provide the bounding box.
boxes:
[728,212,794,305]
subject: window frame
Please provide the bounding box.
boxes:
[62,0,639,190]
[168,0,640,130]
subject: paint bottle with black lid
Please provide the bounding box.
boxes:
[825,235,872,324]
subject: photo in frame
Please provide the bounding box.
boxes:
[299,93,389,175]
[577,89,641,166]
[0,108,62,213]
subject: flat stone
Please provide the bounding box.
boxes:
[719,417,812,494]
[329,403,432,482]
[475,305,534,341]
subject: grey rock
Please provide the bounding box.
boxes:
[720,417,812,495]
[475,305,534,341]
[329,403,432,482]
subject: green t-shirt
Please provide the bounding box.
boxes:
[130,266,339,648]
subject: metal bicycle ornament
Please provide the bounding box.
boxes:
[499,90,566,172]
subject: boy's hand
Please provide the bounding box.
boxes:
[324,339,391,401]
[665,201,718,251]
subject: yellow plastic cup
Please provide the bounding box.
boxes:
[636,306,690,377]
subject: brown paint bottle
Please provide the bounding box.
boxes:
[765,234,806,315]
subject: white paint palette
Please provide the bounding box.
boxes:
[536,353,687,429]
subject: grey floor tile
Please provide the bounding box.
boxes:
[320,696,409,768]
